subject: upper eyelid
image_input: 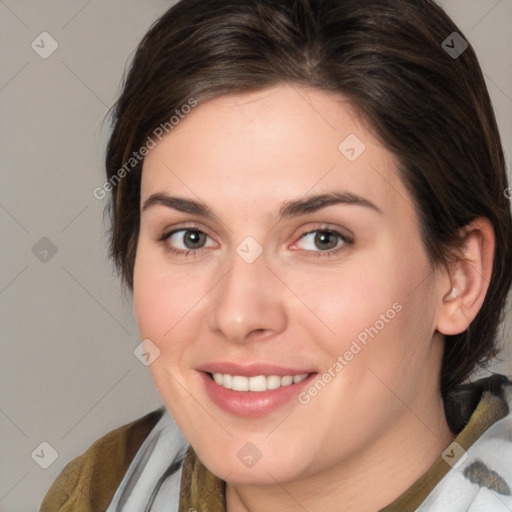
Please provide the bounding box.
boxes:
[161,221,212,237]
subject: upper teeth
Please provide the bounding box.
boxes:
[212,373,308,392]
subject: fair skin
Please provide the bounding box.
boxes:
[133,84,494,511]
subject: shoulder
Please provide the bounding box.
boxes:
[39,407,165,512]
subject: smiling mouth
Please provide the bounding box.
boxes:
[208,372,311,392]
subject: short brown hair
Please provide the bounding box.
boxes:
[105,0,512,393]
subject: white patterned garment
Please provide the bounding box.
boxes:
[105,406,188,512]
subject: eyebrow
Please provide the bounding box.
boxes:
[141,190,383,220]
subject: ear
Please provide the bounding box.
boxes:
[436,218,495,336]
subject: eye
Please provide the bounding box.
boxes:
[160,228,216,256]
[292,228,352,256]
[159,226,352,258]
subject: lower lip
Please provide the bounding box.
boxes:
[199,371,317,418]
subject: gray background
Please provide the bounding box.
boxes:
[0,1,511,510]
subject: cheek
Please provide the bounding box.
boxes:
[133,270,181,374]
[133,261,168,340]
[133,245,202,340]
[133,252,201,408]
[285,258,398,348]
[290,241,433,370]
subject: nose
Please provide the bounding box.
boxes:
[207,246,288,344]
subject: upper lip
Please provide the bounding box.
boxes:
[196,362,316,377]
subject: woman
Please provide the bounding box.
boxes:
[41,0,512,510]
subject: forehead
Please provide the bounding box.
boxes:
[140,84,411,222]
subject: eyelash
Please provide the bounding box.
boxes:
[158,226,353,258]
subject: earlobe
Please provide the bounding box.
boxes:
[436,218,495,336]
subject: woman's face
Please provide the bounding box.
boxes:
[133,84,447,484]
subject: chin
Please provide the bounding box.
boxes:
[197,445,310,486]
